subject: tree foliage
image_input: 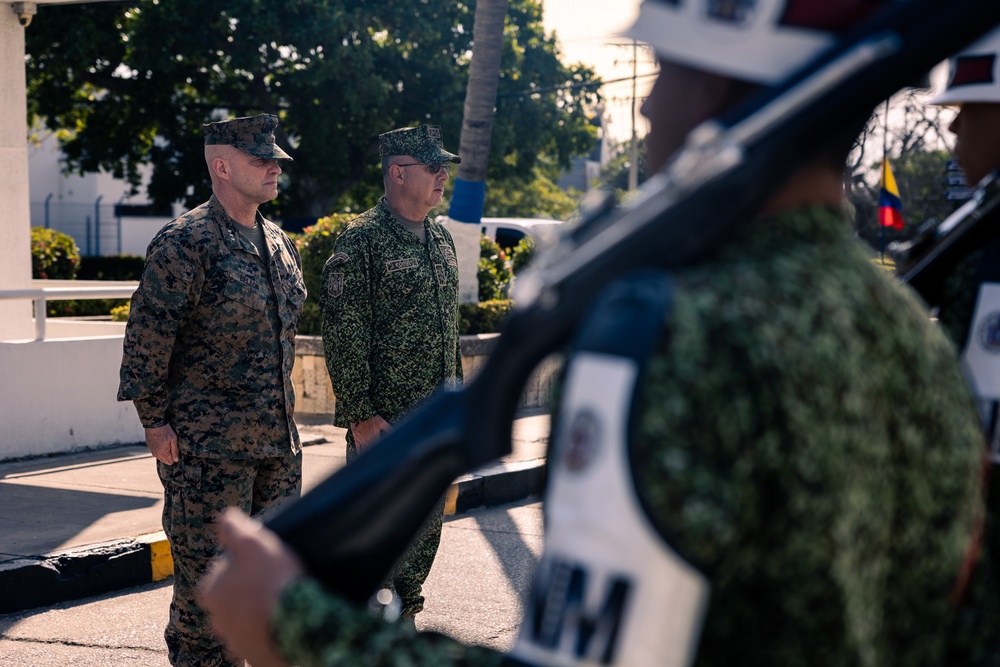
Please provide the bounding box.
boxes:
[846,87,963,251]
[483,160,581,219]
[599,138,649,203]
[25,0,600,220]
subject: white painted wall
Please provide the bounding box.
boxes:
[28,129,175,257]
[0,8,144,459]
[444,219,482,304]
[0,336,144,460]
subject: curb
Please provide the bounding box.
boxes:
[0,533,167,615]
[0,461,545,615]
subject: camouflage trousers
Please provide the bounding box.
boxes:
[347,429,444,618]
[157,451,302,667]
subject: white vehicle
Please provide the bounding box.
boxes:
[478,217,565,250]
[438,215,564,249]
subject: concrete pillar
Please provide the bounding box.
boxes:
[0,7,33,340]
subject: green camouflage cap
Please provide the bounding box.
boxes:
[203,114,293,160]
[378,125,461,164]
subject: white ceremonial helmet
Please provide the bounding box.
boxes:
[626,0,897,85]
[928,27,1000,105]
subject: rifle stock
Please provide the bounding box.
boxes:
[267,0,1000,603]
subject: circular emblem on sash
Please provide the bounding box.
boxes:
[978,312,1000,353]
[562,409,600,472]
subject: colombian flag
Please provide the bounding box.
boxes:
[879,158,905,230]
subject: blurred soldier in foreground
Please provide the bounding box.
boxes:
[321,125,464,621]
[119,114,306,666]
[199,3,991,666]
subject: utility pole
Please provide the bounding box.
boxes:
[609,39,644,191]
[629,39,639,191]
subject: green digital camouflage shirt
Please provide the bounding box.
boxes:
[272,206,990,667]
[118,195,306,458]
[321,199,463,429]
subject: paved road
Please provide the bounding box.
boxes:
[0,499,543,665]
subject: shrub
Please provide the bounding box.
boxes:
[295,213,355,335]
[110,303,131,322]
[478,236,513,302]
[459,299,514,335]
[77,255,145,281]
[510,236,536,275]
[31,227,80,280]
[47,298,130,318]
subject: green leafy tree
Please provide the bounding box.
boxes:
[845,87,960,251]
[483,161,581,219]
[849,149,962,250]
[25,0,600,220]
[599,139,649,202]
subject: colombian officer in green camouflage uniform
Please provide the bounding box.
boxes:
[198,3,997,666]
[320,125,463,620]
[119,114,306,667]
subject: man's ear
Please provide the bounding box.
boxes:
[389,163,404,185]
[213,157,230,181]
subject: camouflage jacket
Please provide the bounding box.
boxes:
[271,206,990,666]
[118,195,306,458]
[320,199,463,429]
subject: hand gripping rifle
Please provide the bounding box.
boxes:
[267,0,1000,605]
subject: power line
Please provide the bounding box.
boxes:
[498,71,657,98]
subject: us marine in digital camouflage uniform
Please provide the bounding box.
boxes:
[199,3,997,666]
[320,124,464,620]
[118,114,306,667]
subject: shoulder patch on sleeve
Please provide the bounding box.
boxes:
[324,252,350,270]
[327,271,344,298]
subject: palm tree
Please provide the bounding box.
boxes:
[448,0,509,303]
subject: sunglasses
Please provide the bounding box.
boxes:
[396,162,451,175]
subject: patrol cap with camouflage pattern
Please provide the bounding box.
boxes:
[379,125,461,164]
[204,114,293,160]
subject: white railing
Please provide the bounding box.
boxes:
[0,285,136,341]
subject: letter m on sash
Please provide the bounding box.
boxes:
[527,557,631,664]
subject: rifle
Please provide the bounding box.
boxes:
[895,170,1000,302]
[267,0,1000,604]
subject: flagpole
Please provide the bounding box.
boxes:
[881,98,889,264]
